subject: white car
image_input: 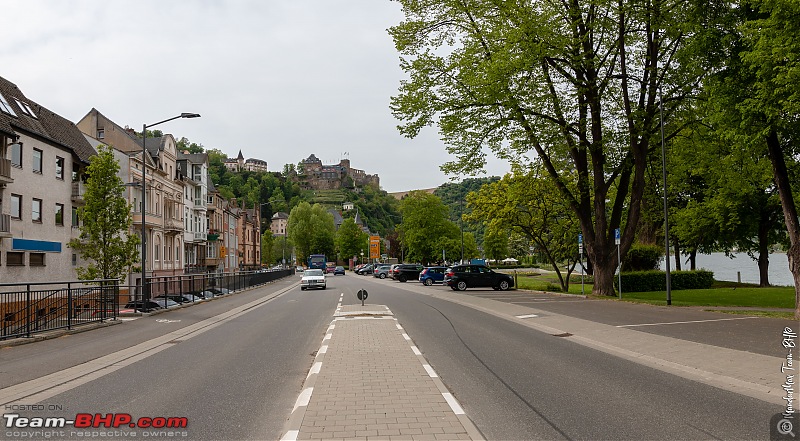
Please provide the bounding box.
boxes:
[300,269,326,290]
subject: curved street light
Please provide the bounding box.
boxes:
[140,113,200,301]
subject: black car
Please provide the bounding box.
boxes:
[391,264,424,282]
[443,264,514,291]
[356,264,374,275]
[124,300,162,312]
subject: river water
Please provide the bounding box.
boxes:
[659,252,794,287]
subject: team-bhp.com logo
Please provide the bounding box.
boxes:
[4,413,188,429]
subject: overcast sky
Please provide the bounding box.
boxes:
[1,0,510,193]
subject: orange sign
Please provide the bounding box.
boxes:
[369,236,380,259]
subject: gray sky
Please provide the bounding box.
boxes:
[1,0,510,193]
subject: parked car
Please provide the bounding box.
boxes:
[155,294,198,304]
[198,290,216,299]
[419,266,447,286]
[333,266,346,275]
[296,266,305,272]
[208,287,231,295]
[372,264,392,279]
[152,298,180,309]
[124,300,162,313]
[356,264,373,275]
[443,264,514,291]
[391,264,424,282]
[301,269,327,290]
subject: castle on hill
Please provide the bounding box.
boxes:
[296,154,379,190]
[224,150,268,173]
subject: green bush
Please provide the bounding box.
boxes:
[615,270,715,292]
[622,244,663,271]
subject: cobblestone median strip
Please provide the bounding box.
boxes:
[282,304,483,441]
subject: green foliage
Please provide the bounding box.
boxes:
[389,0,705,295]
[287,202,336,263]
[68,145,140,281]
[466,165,580,291]
[616,270,715,293]
[398,191,464,263]
[622,244,664,272]
[336,218,368,261]
[261,231,274,265]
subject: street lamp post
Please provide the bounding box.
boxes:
[660,87,672,305]
[140,113,200,301]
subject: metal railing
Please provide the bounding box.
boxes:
[1,280,119,341]
[128,269,291,301]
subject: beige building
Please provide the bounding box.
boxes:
[78,109,187,284]
[0,76,96,284]
[224,150,268,173]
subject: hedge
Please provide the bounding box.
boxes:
[614,270,715,292]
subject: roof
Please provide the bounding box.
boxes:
[237,149,244,160]
[178,152,208,164]
[0,76,96,164]
[271,212,289,220]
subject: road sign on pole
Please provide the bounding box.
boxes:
[615,228,622,298]
[369,236,380,259]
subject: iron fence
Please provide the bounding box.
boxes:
[1,280,119,341]
[1,269,294,341]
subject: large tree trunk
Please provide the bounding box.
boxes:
[757,220,771,287]
[673,237,682,271]
[765,131,800,319]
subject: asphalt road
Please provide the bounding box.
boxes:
[0,272,786,440]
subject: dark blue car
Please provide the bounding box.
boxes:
[419,266,447,286]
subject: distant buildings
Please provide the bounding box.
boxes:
[297,154,379,190]
[224,150,268,173]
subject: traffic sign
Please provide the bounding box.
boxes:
[615,228,620,245]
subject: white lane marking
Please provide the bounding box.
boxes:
[411,346,422,355]
[319,345,328,354]
[280,430,299,441]
[323,333,332,341]
[292,387,313,412]
[423,364,438,378]
[616,317,760,328]
[396,324,403,330]
[402,333,411,341]
[442,393,465,414]
[327,324,335,331]
[515,314,539,319]
[307,362,322,378]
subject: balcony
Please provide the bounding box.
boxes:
[132,211,161,227]
[71,181,86,204]
[163,218,183,234]
[0,158,13,185]
[0,213,11,238]
[194,231,207,242]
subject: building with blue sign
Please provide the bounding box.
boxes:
[0,76,96,285]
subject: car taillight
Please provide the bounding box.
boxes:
[446,271,454,277]
[421,269,428,275]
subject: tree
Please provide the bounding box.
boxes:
[483,225,509,262]
[399,191,462,264]
[336,218,368,262]
[261,231,274,265]
[287,202,336,264]
[68,145,140,281]
[467,167,581,291]
[702,0,800,316]
[390,0,708,295]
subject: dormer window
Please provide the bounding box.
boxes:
[14,99,36,118]
[0,93,17,116]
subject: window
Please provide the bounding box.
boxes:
[10,194,21,219]
[30,253,45,266]
[56,157,64,180]
[0,93,16,116]
[72,254,77,266]
[32,198,42,222]
[97,129,105,139]
[72,206,79,227]
[6,252,24,266]
[14,99,36,118]
[10,143,21,168]
[32,149,42,174]
[55,203,64,226]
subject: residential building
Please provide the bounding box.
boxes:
[205,180,225,273]
[270,212,288,237]
[79,110,188,285]
[177,153,209,273]
[0,76,96,284]
[231,199,260,270]
[222,200,239,272]
[224,150,268,173]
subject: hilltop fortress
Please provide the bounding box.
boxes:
[296,154,380,190]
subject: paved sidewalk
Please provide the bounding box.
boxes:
[282,299,483,441]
